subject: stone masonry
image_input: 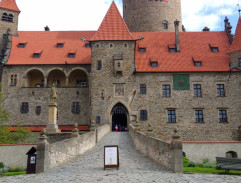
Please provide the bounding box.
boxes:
[123,0,182,32]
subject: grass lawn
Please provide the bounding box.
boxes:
[0,171,26,176]
[184,167,241,175]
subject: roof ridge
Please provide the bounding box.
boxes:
[90,1,134,41]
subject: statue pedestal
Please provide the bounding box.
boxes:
[46,102,60,134]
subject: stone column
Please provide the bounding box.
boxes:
[36,129,49,173]
[46,82,60,134]
[171,129,183,173]
[66,76,69,87]
[44,77,47,87]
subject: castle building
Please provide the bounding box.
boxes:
[0,0,240,141]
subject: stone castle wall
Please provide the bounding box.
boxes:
[2,65,91,126]
[90,40,241,141]
[229,51,241,69]
[123,0,182,32]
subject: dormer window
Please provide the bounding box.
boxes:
[192,57,202,67]
[209,44,219,53]
[138,44,146,53]
[68,53,76,58]
[85,43,91,48]
[33,51,42,58]
[168,45,177,53]
[57,43,64,48]
[18,43,27,48]
[150,57,158,67]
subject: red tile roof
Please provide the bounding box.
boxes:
[6,31,95,65]
[229,17,241,53]
[133,31,231,72]
[90,2,134,41]
[0,0,20,12]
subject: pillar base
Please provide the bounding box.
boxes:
[46,124,61,134]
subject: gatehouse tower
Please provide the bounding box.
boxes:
[123,0,182,32]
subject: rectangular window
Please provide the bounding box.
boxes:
[139,48,146,53]
[76,80,87,87]
[163,23,168,29]
[239,58,241,67]
[3,34,7,39]
[195,110,203,123]
[219,110,227,123]
[96,116,101,123]
[57,43,64,48]
[194,84,202,97]
[36,106,41,115]
[194,61,202,67]
[21,102,29,114]
[140,84,146,94]
[168,110,176,123]
[18,43,26,48]
[68,53,75,58]
[33,53,40,58]
[1,49,5,55]
[97,60,102,70]
[211,47,219,53]
[150,62,158,67]
[10,74,17,86]
[163,85,171,97]
[217,84,225,97]
[140,110,147,120]
[72,102,80,114]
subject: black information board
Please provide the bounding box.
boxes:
[104,145,119,170]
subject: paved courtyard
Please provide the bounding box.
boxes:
[1,132,241,183]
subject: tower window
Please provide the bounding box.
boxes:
[140,84,146,94]
[195,110,204,123]
[140,110,147,121]
[1,49,5,55]
[219,110,227,123]
[72,102,80,114]
[8,14,13,22]
[97,60,102,70]
[1,13,8,21]
[239,58,241,67]
[3,34,7,39]
[109,44,113,48]
[163,85,171,97]
[168,110,176,123]
[21,102,29,114]
[163,23,168,29]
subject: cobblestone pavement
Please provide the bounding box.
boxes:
[1,132,241,183]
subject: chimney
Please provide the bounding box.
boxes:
[174,20,180,52]
[224,17,233,44]
[202,27,210,32]
[44,26,50,31]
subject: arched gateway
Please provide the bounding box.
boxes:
[111,103,129,132]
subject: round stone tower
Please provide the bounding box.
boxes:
[123,0,182,32]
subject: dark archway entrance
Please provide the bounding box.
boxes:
[111,103,128,132]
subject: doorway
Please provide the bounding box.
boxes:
[111,103,128,132]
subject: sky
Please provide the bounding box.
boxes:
[15,0,241,34]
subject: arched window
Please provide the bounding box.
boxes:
[8,14,13,22]
[162,20,168,30]
[1,13,8,21]
[226,151,238,158]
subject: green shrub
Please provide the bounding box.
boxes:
[202,158,210,164]
[187,161,196,167]
[196,163,203,167]
[183,157,189,167]
[8,167,24,172]
[0,162,4,169]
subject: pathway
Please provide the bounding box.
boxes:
[1,132,241,183]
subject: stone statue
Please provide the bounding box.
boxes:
[50,81,57,103]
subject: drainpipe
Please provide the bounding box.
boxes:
[174,20,180,52]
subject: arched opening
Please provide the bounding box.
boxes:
[69,69,88,87]
[226,151,238,158]
[47,69,66,87]
[26,69,44,87]
[111,103,128,132]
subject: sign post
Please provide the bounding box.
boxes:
[104,145,119,170]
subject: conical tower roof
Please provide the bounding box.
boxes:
[0,0,20,12]
[91,2,134,41]
[229,17,241,53]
